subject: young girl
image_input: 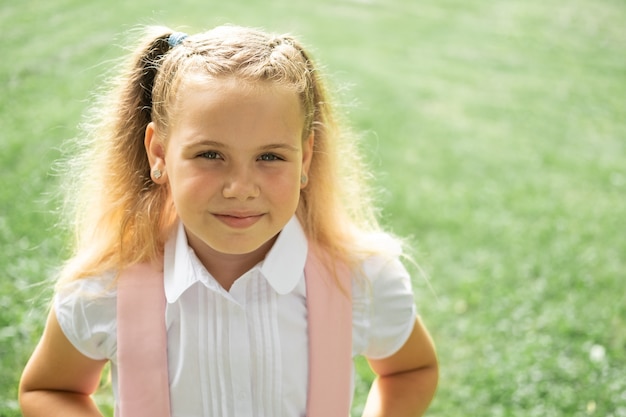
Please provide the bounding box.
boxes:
[19,25,438,416]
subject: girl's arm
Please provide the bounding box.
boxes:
[362,316,439,417]
[19,308,108,417]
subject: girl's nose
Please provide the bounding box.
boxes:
[222,166,260,200]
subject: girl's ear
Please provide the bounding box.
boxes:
[145,122,168,183]
[300,132,314,189]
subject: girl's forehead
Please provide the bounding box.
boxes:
[166,74,305,134]
[170,73,302,116]
[178,73,298,96]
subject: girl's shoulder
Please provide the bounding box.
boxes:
[351,242,417,360]
[349,230,407,282]
[54,272,118,361]
[56,271,118,298]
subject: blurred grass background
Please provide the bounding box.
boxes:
[1,0,625,416]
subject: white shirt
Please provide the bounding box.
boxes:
[55,217,417,416]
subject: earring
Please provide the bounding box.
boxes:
[300,174,307,185]
[152,169,162,180]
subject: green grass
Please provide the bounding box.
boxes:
[2,0,625,416]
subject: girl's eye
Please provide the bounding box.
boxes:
[259,153,282,161]
[199,151,221,160]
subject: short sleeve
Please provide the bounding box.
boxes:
[352,255,417,359]
[54,275,118,361]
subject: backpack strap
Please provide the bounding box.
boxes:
[304,245,353,417]
[116,262,170,417]
[116,246,352,417]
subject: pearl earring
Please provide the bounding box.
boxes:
[300,174,307,185]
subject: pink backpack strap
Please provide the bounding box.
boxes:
[305,245,353,417]
[116,262,170,417]
[116,245,352,417]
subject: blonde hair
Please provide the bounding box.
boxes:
[58,25,401,286]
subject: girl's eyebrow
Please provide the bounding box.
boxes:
[182,140,226,151]
[258,143,300,153]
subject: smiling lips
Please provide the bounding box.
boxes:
[213,212,265,229]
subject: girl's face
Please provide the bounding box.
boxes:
[146,76,313,262]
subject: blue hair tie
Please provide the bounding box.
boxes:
[168,32,188,48]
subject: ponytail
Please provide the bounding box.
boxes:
[58,27,179,285]
[116,30,172,160]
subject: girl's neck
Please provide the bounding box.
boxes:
[186,233,277,291]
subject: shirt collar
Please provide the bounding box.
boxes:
[260,216,308,295]
[163,216,308,303]
[163,221,202,303]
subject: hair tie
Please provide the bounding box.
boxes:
[168,32,188,48]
